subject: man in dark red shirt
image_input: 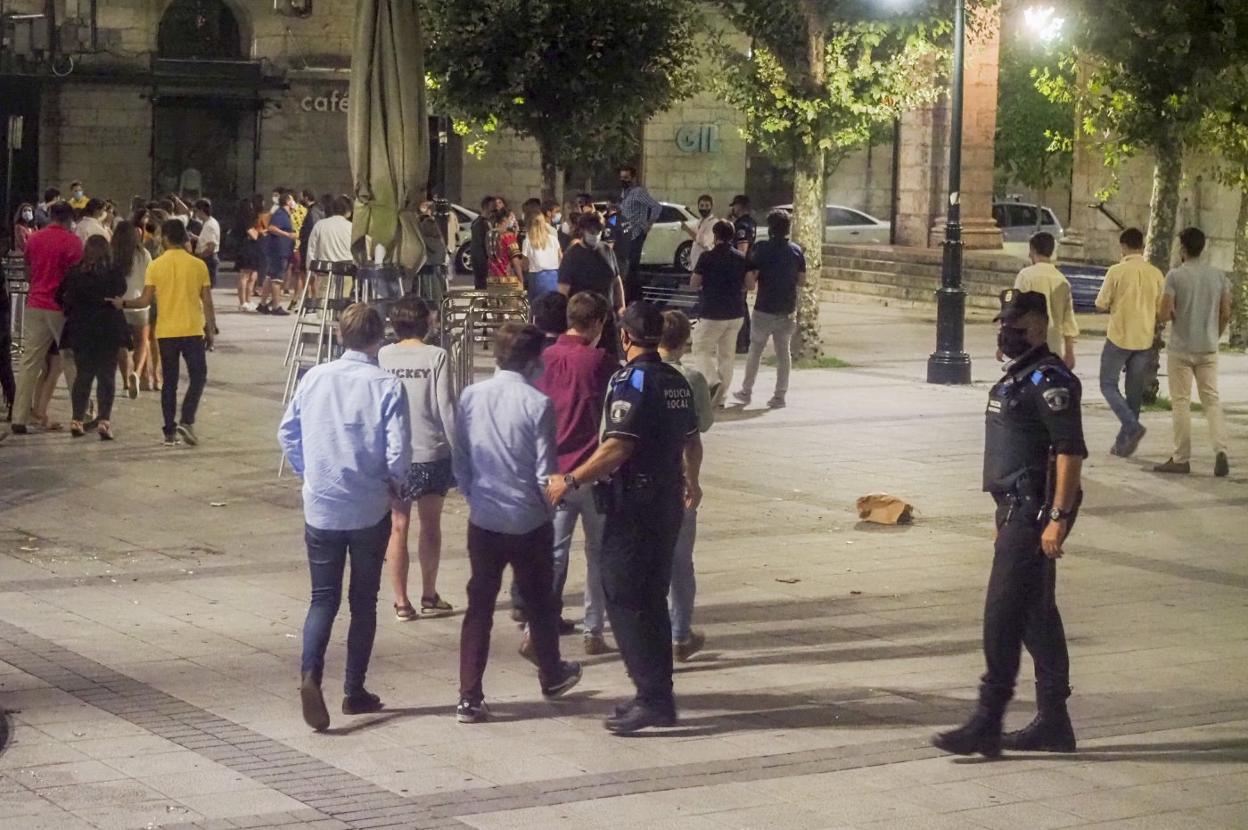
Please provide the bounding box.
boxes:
[12,202,82,434]
[514,291,618,655]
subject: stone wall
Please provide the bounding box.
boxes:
[1069,148,1241,270]
[457,132,546,208]
[257,77,353,197]
[642,94,748,210]
[827,141,895,221]
[39,84,152,203]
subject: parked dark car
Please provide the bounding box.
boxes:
[1059,263,1109,313]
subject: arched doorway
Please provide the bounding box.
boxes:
[152,0,259,209]
[157,0,243,60]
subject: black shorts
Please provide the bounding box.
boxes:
[400,458,456,501]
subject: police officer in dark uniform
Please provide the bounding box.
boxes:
[933,289,1088,758]
[546,302,703,734]
[729,195,757,354]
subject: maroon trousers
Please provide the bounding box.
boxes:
[459,521,562,702]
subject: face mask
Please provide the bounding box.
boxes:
[21,209,33,221]
[272,196,280,207]
[73,190,84,199]
[698,208,711,219]
[997,326,1032,360]
[552,213,562,225]
[583,232,601,247]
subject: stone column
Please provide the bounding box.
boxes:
[894,4,1003,250]
[949,2,1004,250]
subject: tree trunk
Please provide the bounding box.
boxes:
[538,139,558,203]
[1145,134,1182,271]
[792,2,826,362]
[1231,186,1248,349]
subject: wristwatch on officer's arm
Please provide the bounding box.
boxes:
[1048,507,1074,523]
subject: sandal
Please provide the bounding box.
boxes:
[394,602,418,621]
[70,420,86,438]
[98,420,114,441]
[420,594,453,617]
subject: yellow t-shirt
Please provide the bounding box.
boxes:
[146,248,210,339]
[1095,254,1164,350]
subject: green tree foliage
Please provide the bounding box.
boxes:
[711,0,948,359]
[424,0,697,199]
[993,39,1072,198]
[1037,0,1248,269]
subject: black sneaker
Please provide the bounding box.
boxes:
[9,424,27,435]
[1215,452,1230,478]
[271,306,291,317]
[176,424,198,446]
[256,303,272,315]
[456,698,489,723]
[342,689,384,715]
[162,435,182,447]
[557,617,578,636]
[541,661,583,699]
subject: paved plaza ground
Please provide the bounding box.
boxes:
[1,289,1246,830]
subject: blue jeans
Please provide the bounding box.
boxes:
[1099,340,1149,439]
[668,508,698,642]
[301,514,391,695]
[509,486,606,633]
[528,269,559,303]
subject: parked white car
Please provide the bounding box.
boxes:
[993,201,1065,259]
[594,201,701,271]
[755,204,892,245]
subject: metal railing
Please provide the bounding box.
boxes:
[440,288,530,396]
[4,253,28,358]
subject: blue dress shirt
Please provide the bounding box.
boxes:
[278,350,412,531]
[452,369,557,535]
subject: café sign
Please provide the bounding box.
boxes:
[300,89,350,113]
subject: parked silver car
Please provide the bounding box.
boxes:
[993,201,1064,258]
[755,204,892,245]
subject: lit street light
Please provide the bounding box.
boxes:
[926,0,971,384]
[1022,5,1066,43]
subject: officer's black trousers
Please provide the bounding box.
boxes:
[980,495,1071,711]
[600,489,683,713]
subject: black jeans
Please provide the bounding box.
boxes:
[460,522,562,702]
[624,231,647,304]
[158,336,208,437]
[600,487,683,714]
[980,493,1072,710]
[70,348,118,422]
[301,515,390,695]
[0,333,14,417]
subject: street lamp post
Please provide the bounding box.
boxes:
[927,0,972,384]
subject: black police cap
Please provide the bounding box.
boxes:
[619,302,664,346]
[994,289,1049,323]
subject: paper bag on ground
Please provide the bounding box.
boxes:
[856,493,914,525]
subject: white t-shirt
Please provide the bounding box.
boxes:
[689,215,717,272]
[75,215,111,243]
[522,232,561,272]
[197,216,221,255]
[307,215,354,263]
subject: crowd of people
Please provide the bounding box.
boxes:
[5,168,1234,756]
[4,184,218,444]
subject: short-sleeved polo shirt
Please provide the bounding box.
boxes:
[146,248,210,339]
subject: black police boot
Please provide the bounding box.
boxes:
[931,703,1004,758]
[1002,685,1076,753]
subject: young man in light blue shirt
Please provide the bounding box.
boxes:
[278,303,412,732]
[452,322,582,723]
